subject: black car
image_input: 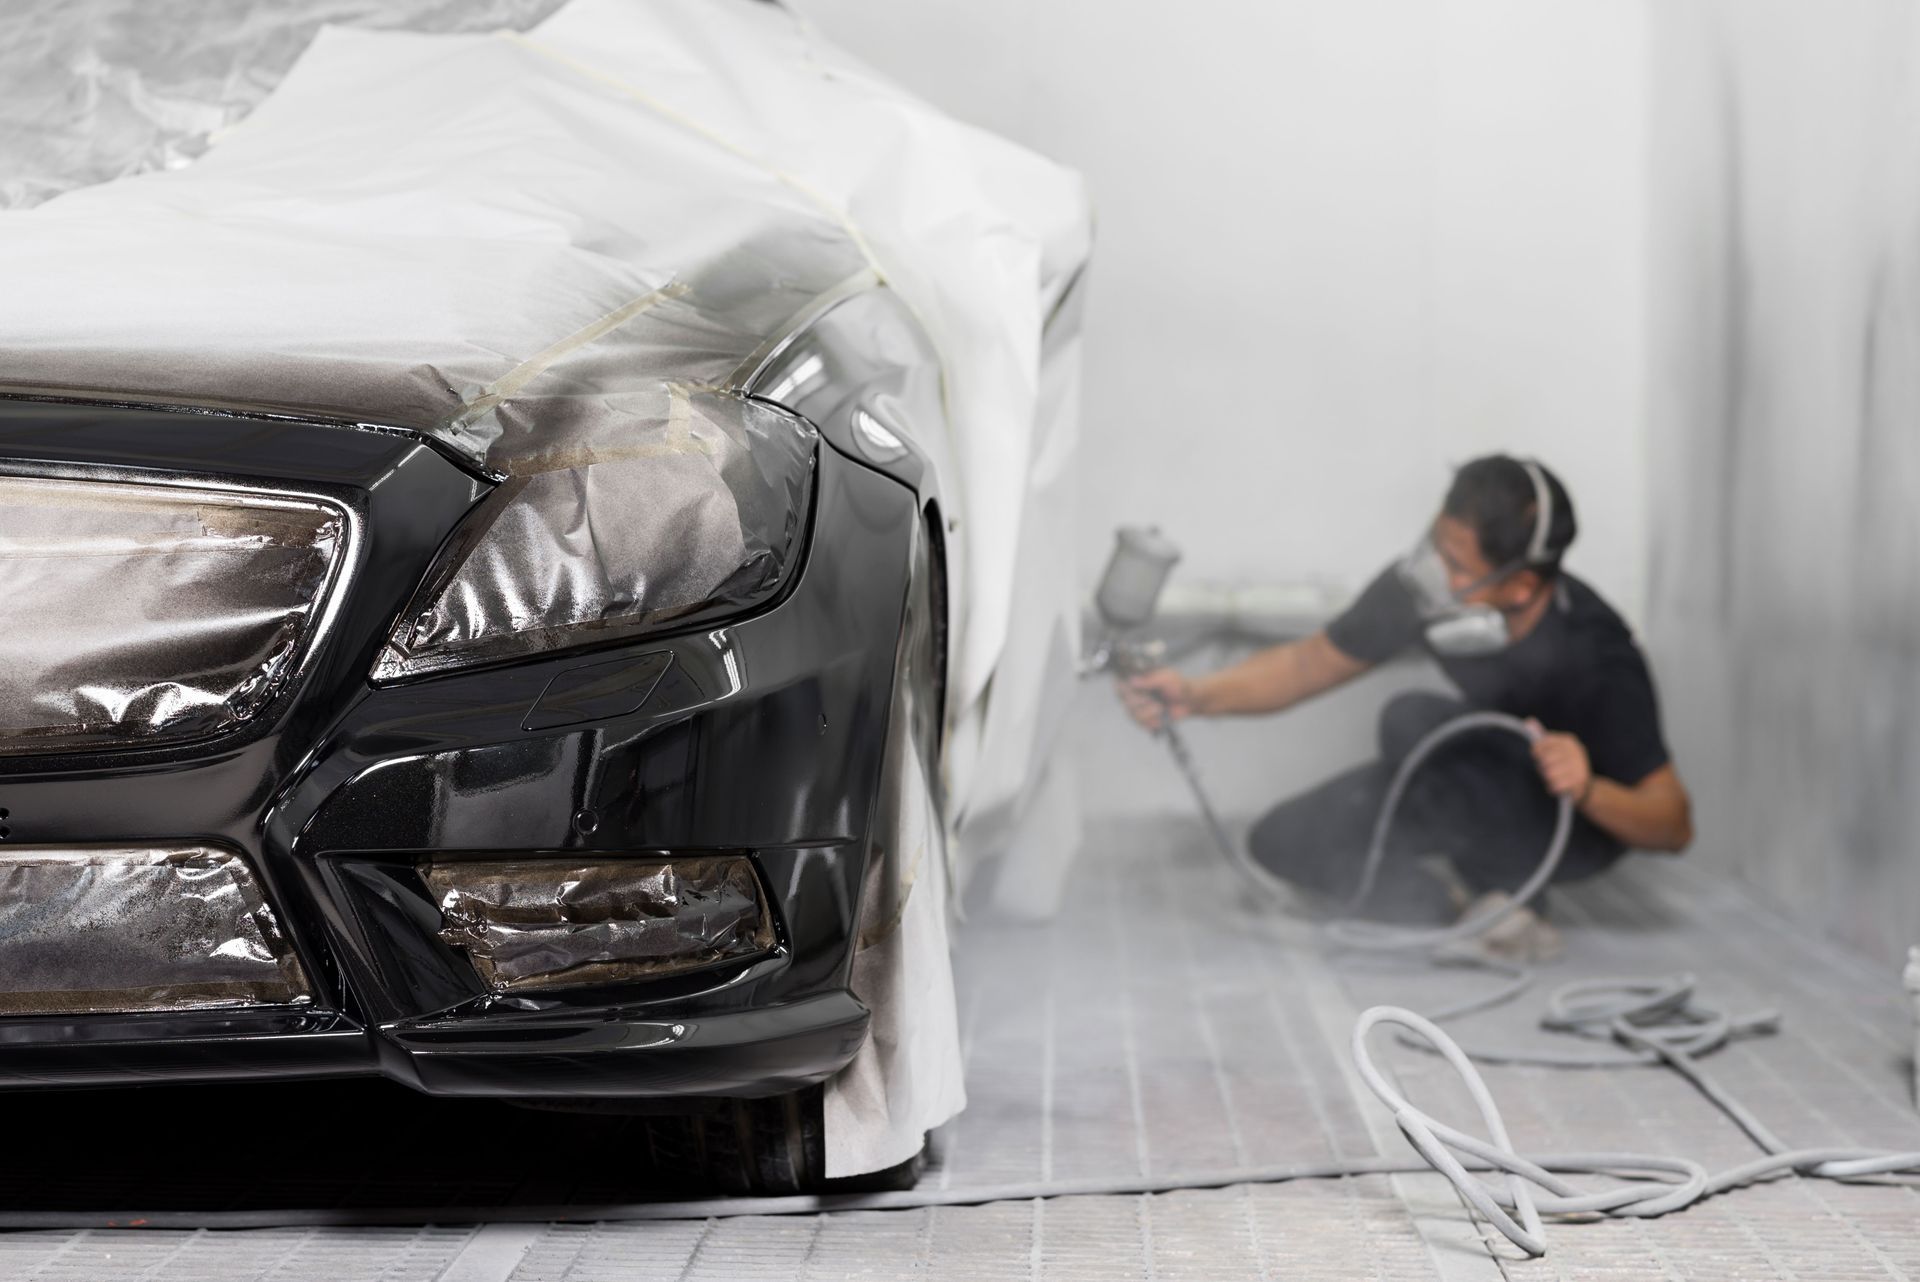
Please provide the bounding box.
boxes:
[0,0,1090,1193]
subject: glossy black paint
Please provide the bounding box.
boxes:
[521,651,674,731]
[0,1010,371,1088]
[0,392,920,1099]
[748,286,952,504]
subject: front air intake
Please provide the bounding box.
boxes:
[0,843,312,1016]
[421,854,777,994]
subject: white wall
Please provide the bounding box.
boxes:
[1646,0,1920,965]
[800,0,1645,613]
[801,0,1651,819]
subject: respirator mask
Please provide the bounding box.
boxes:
[1397,458,1559,658]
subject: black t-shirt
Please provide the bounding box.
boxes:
[1326,566,1672,787]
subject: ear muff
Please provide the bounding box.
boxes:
[1520,458,1555,566]
[1405,459,1565,658]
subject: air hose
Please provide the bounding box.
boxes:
[1171,708,1573,951]
[1329,710,1572,951]
[1150,707,1920,1257]
[24,712,1920,1253]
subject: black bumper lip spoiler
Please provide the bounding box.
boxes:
[0,990,868,1100]
[386,989,869,1099]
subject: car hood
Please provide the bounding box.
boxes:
[0,9,871,478]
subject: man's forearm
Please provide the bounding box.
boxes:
[1579,771,1693,852]
[1189,631,1366,717]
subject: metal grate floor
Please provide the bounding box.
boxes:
[2,817,1917,1279]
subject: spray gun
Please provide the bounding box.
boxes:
[1083,525,1181,677]
[1084,527,1252,880]
[1085,529,1556,922]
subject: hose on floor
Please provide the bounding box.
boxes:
[1350,995,1920,1257]
[1328,712,1920,1257]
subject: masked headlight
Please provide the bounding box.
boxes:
[0,475,345,753]
[374,390,815,680]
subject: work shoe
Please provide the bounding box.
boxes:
[1458,890,1564,963]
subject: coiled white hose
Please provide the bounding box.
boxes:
[1352,990,1920,1257]
[1327,711,1572,950]
[1336,713,1920,1257]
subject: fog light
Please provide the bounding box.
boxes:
[0,844,311,1016]
[421,854,775,994]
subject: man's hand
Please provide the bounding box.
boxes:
[1117,667,1195,731]
[1526,718,1592,801]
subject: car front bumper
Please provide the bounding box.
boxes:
[0,396,917,1099]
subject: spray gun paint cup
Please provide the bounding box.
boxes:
[1095,525,1182,633]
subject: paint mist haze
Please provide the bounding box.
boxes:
[812,0,1920,964]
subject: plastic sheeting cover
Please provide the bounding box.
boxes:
[824,524,966,1176]
[0,476,344,751]
[0,0,570,211]
[0,845,312,1015]
[422,855,774,993]
[0,0,1091,715]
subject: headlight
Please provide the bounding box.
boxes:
[373,389,815,680]
[0,475,345,753]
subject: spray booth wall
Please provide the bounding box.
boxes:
[808,0,1920,959]
[802,0,1653,820]
[1647,0,1920,966]
[802,0,1649,608]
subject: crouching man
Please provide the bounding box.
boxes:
[1120,456,1692,956]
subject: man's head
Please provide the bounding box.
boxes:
[1430,455,1577,612]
